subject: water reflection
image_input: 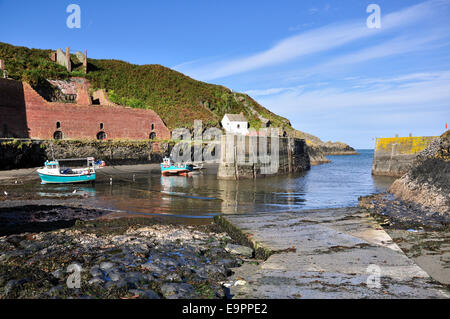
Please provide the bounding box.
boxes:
[8,150,396,221]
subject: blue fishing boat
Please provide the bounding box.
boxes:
[160,157,194,176]
[37,157,102,184]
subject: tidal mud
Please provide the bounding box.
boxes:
[0,210,252,299]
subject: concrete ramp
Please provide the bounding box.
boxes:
[216,208,449,299]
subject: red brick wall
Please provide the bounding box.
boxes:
[0,79,170,140]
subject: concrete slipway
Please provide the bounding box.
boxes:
[215,208,449,299]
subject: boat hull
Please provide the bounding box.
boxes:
[161,168,190,176]
[161,163,194,176]
[38,172,96,184]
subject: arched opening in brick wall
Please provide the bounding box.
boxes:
[151,124,155,130]
[150,132,156,140]
[97,131,107,140]
[56,121,61,129]
[53,131,63,140]
[2,124,8,137]
[100,123,104,130]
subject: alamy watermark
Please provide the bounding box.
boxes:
[66,4,81,29]
[367,4,381,29]
[66,263,82,289]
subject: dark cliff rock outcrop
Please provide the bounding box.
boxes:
[389,130,450,214]
[296,131,357,165]
[306,145,331,165]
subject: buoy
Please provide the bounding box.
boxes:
[110,178,113,185]
[3,191,7,196]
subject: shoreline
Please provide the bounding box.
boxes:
[0,206,256,299]
[0,191,448,299]
[358,193,449,287]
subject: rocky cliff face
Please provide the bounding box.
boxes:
[296,131,357,165]
[389,130,450,214]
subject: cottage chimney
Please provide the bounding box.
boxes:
[65,47,72,72]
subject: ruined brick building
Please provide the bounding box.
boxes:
[50,47,87,74]
[0,77,171,141]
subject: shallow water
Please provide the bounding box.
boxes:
[4,150,396,221]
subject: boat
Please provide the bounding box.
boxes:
[160,157,194,176]
[37,157,102,184]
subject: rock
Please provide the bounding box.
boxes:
[51,269,64,280]
[193,266,209,279]
[225,244,253,257]
[88,277,105,285]
[217,258,241,268]
[48,285,64,297]
[141,262,163,274]
[160,283,195,299]
[105,279,127,289]
[205,264,227,277]
[4,279,28,295]
[129,289,160,299]
[165,272,182,282]
[124,273,148,290]
[89,266,103,278]
[108,272,121,282]
[99,261,115,271]
[234,279,247,286]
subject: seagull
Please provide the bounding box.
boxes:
[72,190,77,194]
[3,191,7,196]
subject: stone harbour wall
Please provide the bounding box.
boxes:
[0,139,174,170]
[372,136,438,177]
[217,136,310,180]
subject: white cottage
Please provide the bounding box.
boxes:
[221,113,249,135]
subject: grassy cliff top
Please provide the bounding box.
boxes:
[0,42,293,131]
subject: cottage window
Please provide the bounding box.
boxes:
[56,122,61,129]
[150,132,157,140]
[100,123,104,130]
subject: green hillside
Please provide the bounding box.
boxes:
[0,42,293,131]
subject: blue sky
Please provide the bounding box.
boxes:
[1,0,449,148]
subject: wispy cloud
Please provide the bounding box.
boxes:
[257,70,450,113]
[176,0,446,81]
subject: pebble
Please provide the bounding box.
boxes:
[88,277,105,285]
[161,283,195,299]
[129,289,160,299]
[51,269,64,280]
[108,272,121,282]
[90,266,103,278]
[99,261,115,271]
[0,220,247,299]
